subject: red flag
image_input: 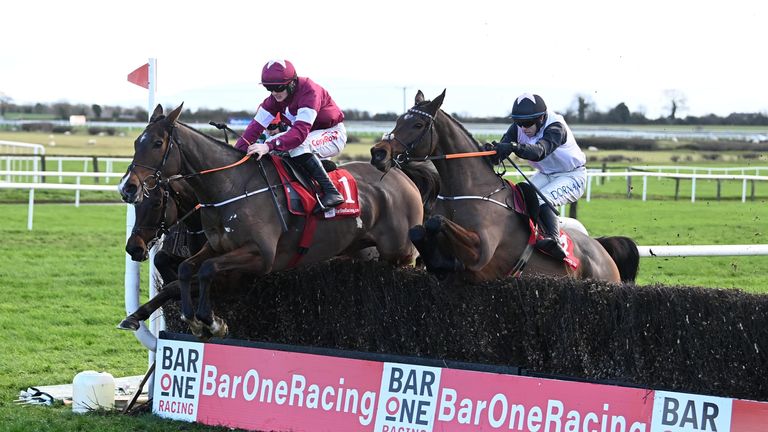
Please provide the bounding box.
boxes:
[127,63,150,89]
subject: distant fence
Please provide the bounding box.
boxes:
[1,155,131,183]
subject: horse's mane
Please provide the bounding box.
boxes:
[440,110,483,151]
[176,121,245,155]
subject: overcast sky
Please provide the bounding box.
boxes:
[2,0,766,119]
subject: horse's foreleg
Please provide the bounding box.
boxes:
[427,215,485,270]
[178,243,215,333]
[195,244,269,339]
[117,279,201,331]
[118,280,180,331]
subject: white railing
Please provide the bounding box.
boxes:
[629,165,768,176]
[0,180,117,229]
[637,244,768,257]
[584,171,768,203]
[0,155,130,183]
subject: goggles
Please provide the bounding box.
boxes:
[264,83,289,92]
[515,118,539,128]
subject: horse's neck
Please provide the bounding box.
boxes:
[432,118,499,193]
[175,188,203,231]
[177,127,240,173]
[176,127,250,201]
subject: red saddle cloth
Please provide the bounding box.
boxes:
[273,159,360,219]
[271,157,361,268]
[508,181,580,270]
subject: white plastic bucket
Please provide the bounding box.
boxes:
[72,371,115,413]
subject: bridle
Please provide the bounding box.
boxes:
[383,107,436,167]
[126,122,180,198]
[130,182,173,248]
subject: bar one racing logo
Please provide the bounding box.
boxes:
[153,340,203,422]
[374,363,442,432]
[651,391,732,432]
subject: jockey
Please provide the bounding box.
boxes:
[489,93,587,260]
[235,59,346,210]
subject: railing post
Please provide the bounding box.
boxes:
[27,189,35,230]
[92,156,100,183]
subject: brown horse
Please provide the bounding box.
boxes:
[119,104,424,338]
[119,176,209,332]
[370,90,639,283]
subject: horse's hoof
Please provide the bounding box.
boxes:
[210,317,229,339]
[117,317,140,331]
[182,316,205,335]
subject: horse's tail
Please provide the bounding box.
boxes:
[596,236,640,283]
[400,161,441,217]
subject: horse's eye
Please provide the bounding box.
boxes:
[414,122,424,129]
[153,139,164,148]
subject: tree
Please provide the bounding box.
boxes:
[0,91,11,117]
[91,104,102,119]
[663,89,688,120]
[607,102,631,123]
[571,94,593,123]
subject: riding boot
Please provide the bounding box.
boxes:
[535,204,567,260]
[294,153,345,210]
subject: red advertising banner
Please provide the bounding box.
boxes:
[152,334,768,432]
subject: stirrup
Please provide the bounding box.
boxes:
[535,238,566,260]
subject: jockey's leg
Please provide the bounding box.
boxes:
[288,124,347,210]
[294,153,344,209]
[535,204,566,260]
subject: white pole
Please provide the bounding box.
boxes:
[148,58,157,114]
[75,177,81,207]
[27,189,34,230]
[124,205,157,351]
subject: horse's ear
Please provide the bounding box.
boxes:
[166,102,184,125]
[422,89,446,116]
[432,89,446,109]
[150,104,164,122]
[414,90,425,105]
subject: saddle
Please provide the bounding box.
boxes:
[272,155,360,219]
[508,180,580,270]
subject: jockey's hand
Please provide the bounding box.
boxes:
[246,142,270,159]
[483,142,500,164]
[495,141,518,161]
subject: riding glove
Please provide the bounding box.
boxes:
[486,141,518,164]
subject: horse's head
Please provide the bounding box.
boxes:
[125,181,180,261]
[370,89,445,172]
[120,103,184,204]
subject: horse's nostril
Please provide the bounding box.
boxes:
[371,149,386,162]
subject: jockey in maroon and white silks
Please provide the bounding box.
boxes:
[235,59,346,210]
[234,77,346,159]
